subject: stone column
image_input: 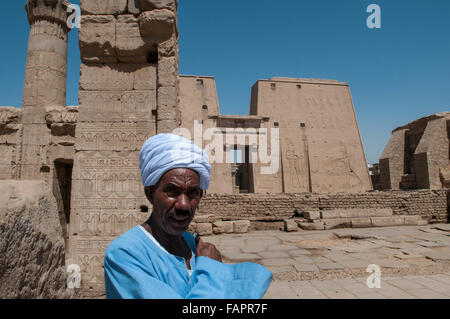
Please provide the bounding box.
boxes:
[21,0,71,180]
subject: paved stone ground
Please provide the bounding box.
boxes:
[203,224,450,299]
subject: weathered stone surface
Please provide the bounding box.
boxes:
[140,0,176,11]
[193,215,215,223]
[158,33,177,57]
[439,165,450,188]
[127,0,141,14]
[139,9,175,41]
[380,112,450,191]
[75,122,154,151]
[116,15,148,63]
[351,218,372,228]
[233,220,250,233]
[78,90,156,123]
[195,223,213,236]
[322,218,351,230]
[371,217,405,227]
[212,221,234,234]
[0,181,77,298]
[45,105,78,124]
[158,86,177,107]
[303,211,320,220]
[80,0,127,15]
[158,57,178,87]
[25,0,72,26]
[0,107,21,124]
[79,63,157,91]
[284,219,298,232]
[320,211,340,219]
[404,215,428,226]
[321,209,393,219]
[79,15,117,63]
[298,222,325,231]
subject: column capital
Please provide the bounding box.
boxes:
[25,0,72,28]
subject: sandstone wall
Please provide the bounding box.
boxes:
[0,107,22,180]
[380,112,450,191]
[196,190,448,225]
[250,78,373,194]
[0,181,77,299]
[71,0,179,297]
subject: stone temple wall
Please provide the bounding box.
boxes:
[70,0,179,297]
[380,112,450,190]
[0,107,22,180]
[194,190,448,232]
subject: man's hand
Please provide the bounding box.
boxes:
[195,236,222,262]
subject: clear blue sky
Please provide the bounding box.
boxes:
[0,0,449,164]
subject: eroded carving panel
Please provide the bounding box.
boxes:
[75,123,154,151]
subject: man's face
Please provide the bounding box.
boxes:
[145,168,203,236]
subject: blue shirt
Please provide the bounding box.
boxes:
[104,226,273,299]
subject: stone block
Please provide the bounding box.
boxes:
[127,0,141,14]
[116,15,148,63]
[193,215,215,223]
[322,218,351,230]
[298,222,325,231]
[439,165,450,188]
[0,124,21,145]
[79,15,117,63]
[284,219,298,232]
[135,65,158,90]
[337,210,361,218]
[233,220,250,233]
[157,105,177,121]
[140,0,176,11]
[303,211,320,220]
[212,221,234,234]
[80,0,127,15]
[195,223,213,236]
[139,9,175,41]
[364,209,393,218]
[0,107,21,124]
[156,119,178,133]
[351,218,372,228]
[78,90,156,123]
[404,215,428,226]
[158,57,178,87]
[157,86,177,107]
[75,122,154,151]
[158,33,177,57]
[51,122,75,137]
[80,64,157,91]
[320,210,340,219]
[371,217,405,227]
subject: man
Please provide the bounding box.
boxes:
[104,133,272,299]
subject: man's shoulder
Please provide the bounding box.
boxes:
[105,226,146,259]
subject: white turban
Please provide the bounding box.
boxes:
[139,133,211,190]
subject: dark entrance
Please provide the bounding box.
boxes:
[53,159,73,248]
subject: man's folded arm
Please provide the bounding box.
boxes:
[105,247,272,299]
[104,247,184,299]
[188,256,272,299]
